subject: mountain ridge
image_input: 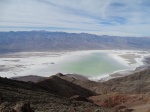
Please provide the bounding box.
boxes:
[0,31,150,53]
[0,75,111,112]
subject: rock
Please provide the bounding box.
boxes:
[56,73,64,77]
[14,102,34,112]
[1,108,16,112]
[115,105,126,110]
[0,102,16,112]
[70,95,89,102]
[0,97,3,105]
[0,94,4,104]
[124,108,134,112]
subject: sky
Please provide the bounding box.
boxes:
[0,0,150,36]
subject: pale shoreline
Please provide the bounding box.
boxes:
[0,50,150,81]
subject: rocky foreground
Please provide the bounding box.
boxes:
[1,66,150,112]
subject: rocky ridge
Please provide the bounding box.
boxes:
[0,75,112,112]
[1,66,150,112]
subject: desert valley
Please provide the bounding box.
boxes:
[0,32,150,112]
[1,0,150,112]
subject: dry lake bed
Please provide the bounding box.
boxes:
[0,50,150,80]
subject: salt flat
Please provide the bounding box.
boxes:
[0,50,149,80]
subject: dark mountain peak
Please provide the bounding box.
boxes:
[36,74,96,97]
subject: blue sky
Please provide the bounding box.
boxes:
[0,0,150,36]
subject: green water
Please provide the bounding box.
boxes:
[56,52,129,77]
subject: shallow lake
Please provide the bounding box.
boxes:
[46,52,130,78]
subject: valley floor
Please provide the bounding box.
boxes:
[0,50,150,81]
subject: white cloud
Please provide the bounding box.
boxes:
[0,0,150,36]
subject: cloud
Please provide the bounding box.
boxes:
[0,0,150,36]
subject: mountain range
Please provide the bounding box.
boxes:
[0,31,150,52]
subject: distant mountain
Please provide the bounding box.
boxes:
[11,75,45,83]
[0,31,150,52]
